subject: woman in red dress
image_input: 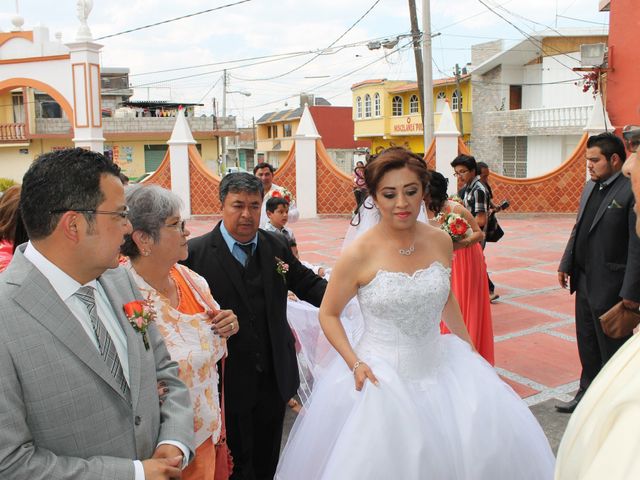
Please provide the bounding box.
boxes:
[425,170,494,364]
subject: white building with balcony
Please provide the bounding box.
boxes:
[470,28,608,177]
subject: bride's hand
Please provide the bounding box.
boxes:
[353,361,379,391]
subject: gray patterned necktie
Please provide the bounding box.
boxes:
[75,286,130,396]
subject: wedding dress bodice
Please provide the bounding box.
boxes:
[355,262,450,383]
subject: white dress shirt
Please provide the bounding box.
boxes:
[23,242,188,480]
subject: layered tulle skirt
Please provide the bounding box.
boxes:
[276,335,554,480]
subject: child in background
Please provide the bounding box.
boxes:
[289,239,327,278]
[264,196,296,242]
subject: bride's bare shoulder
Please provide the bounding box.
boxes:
[417,221,453,252]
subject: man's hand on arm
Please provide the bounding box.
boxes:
[141,456,183,480]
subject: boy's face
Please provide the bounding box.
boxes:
[267,204,289,229]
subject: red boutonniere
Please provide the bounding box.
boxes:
[275,256,289,282]
[123,300,155,350]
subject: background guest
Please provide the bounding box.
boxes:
[557,132,640,413]
[0,185,28,272]
[122,184,238,480]
[555,128,640,478]
[254,162,299,228]
[264,196,295,242]
[352,161,367,214]
[426,170,494,364]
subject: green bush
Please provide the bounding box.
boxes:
[0,178,17,192]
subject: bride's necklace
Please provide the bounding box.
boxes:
[398,243,416,256]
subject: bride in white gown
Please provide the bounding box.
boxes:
[276,147,554,479]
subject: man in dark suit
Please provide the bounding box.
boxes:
[557,132,640,413]
[183,172,327,480]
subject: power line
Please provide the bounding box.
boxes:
[556,14,609,26]
[475,0,582,76]
[231,0,383,82]
[95,0,254,40]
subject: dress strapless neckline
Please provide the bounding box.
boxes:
[360,260,450,292]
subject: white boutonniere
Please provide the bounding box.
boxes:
[275,256,289,282]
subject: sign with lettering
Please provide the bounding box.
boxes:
[391,116,423,134]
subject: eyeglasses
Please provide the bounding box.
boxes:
[164,219,187,233]
[50,206,130,219]
[623,125,640,153]
[453,169,470,177]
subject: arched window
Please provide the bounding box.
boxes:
[374,93,381,117]
[409,94,419,114]
[364,94,372,118]
[452,90,462,112]
[392,96,403,116]
[355,96,362,118]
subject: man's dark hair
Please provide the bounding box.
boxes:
[587,132,627,163]
[253,162,274,175]
[219,172,264,204]
[266,196,289,213]
[450,154,478,175]
[20,148,121,240]
[476,161,489,171]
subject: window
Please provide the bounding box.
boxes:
[283,124,292,137]
[409,94,419,114]
[509,85,522,110]
[435,91,447,112]
[502,137,528,178]
[374,93,381,116]
[392,96,403,116]
[272,125,278,138]
[452,90,462,112]
[364,94,372,118]
[355,96,362,118]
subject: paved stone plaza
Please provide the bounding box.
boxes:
[188,213,580,451]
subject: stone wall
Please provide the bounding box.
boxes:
[471,65,505,170]
[471,40,504,67]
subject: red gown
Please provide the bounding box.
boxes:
[441,242,495,365]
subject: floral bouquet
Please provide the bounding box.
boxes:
[270,186,294,204]
[439,212,471,242]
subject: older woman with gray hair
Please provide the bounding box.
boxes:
[121,184,238,480]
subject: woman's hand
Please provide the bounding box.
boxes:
[353,361,379,391]
[210,309,239,338]
[157,381,168,406]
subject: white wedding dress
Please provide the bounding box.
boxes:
[276,262,555,480]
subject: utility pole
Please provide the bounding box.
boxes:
[221,69,228,166]
[454,63,464,136]
[422,0,434,149]
[408,0,425,120]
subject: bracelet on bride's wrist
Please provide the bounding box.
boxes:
[352,360,364,374]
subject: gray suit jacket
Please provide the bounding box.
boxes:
[0,247,194,480]
[559,176,640,313]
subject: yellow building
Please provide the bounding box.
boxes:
[351,75,472,155]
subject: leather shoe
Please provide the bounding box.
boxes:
[555,390,585,413]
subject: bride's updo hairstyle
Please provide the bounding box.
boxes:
[426,170,449,214]
[365,147,430,199]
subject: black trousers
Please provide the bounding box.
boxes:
[575,271,630,391]
[227,369,287,480]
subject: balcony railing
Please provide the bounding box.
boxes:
[0,123,27,142]
[33,116,237,135]
[529,105,593,128]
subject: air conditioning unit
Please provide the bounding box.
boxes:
[580,43,606,67]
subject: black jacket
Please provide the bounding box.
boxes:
[182,222,327,409]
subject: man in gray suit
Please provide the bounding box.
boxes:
[557,132,640,413]
[0,148,194,479]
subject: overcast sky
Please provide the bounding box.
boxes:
[2,0,608,126]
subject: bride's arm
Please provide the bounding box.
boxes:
[319,248,379,391]
[442,291,474,348]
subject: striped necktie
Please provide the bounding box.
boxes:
[75,286,130,396]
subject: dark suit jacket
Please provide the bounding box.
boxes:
[182,222,327,410]
[559,176,640,313]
